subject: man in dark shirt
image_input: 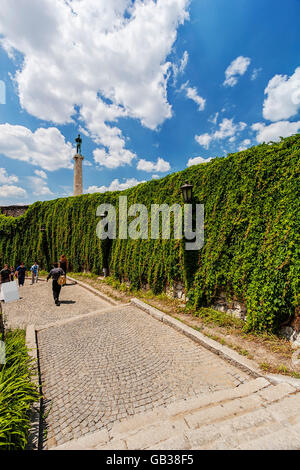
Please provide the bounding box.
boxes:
[47,263,65,305]
[16,262,26,286]
[0,264,11,284]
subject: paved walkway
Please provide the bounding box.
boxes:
[38,304,250,448]
[3,281,299,449]
[53,378,300,450]
[3,280,109,329]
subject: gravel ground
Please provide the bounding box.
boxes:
[2,279,111,329]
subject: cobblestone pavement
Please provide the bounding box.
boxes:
[2,280,110,329]
[38,304,251,449]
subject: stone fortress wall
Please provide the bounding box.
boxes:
[0,205,29,218]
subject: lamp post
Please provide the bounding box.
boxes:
[180,181,196,292]
[99,211,110,277]
[39,226,50,271]
[181,181,193,203]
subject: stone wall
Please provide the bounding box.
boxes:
[210,291,247,321]
[166,281,187,301]
[0,205,29,218]
[105,275,300,347]
[166,284,247,321]
[280,327,300,348]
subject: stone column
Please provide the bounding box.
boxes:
[73,153,84,196]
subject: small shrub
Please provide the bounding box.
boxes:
[0,330,39,450]
[194,307,244,328]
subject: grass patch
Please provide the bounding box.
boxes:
[0,329,39,450]
[259,362,272,372]
[259,361,300,378]
[193,307,244,329]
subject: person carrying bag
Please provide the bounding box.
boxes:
[47,262,65,306]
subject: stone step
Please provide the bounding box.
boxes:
[147,386,300,450]
[107,383,298,450]
[236,422,300,450]
[185,407,277,449]
[53,378,267,450]
[51,379,299,450]
[109,377,270,438]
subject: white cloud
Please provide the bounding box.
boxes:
[238,139,251,151]
[181,82,206,111]
[136,157,171,173]
[195,118,247,149]
[86,177,145,194]
[185,87,206,111]
[152,174,159,179]
[214,118,246,139]
[0,184,27,198]
[187,156,212,167]
[179,51,189,74]
[59,185,73,197]
[0,124,74,171]
[93,146,136,169]
[251,67,262,81]
[173,50,189,82]
[34,169,47,179]
[0,168,18,184]
[208,112,219,125]
[83,160,92,167]
[0,0,190,169]
[263,67,300,122]
[195,133,212,149]
[223,56,251,87]
[28,176,53,196]
[252,121,300,143]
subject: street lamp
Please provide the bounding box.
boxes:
[39,226,50,271]
[181,181,193,203]
[99,211,110,277]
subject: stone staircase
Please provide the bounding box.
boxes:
[52,377,300,450]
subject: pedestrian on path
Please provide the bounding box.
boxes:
[30,261,40,284]
[0,264,11,284]
[9,266,15,282]
[59,254,68,276]
[47,262,65,306]
[16,262,26,286]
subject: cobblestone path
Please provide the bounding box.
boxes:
[2,281,256,449]
[3,281,299,450]
[3,280,110,329]
[37,303,251,448]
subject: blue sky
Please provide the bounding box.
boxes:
[0,0,299,205]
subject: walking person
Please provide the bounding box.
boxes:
[47,263,65,306]
[0,264,11,284]
[9,266,15,282]
[59,254,68,276]
[16,262,27,287]
[30,261,40,284]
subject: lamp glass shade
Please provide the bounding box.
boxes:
[181,181,193,203]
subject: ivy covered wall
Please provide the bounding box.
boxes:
[0,135,299,332]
